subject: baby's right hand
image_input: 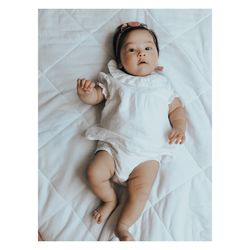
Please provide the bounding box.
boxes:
[77,79,96,96]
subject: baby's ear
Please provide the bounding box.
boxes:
[155,66,164,72]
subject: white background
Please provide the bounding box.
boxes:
[0,0,250,249]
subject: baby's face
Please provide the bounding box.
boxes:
[120,29,158,76]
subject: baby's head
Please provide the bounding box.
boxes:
[113,22,159,76]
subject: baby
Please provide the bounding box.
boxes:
[77,22,186,241]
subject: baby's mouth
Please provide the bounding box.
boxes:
[138,61,147,65]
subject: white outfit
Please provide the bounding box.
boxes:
[85,60,178,185]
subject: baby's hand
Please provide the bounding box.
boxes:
[168,128,185,144]
[77,79,96,96]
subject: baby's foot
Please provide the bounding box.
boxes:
[92,200,117,224]
[115,229,135,241]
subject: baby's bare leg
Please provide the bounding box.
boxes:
[115,160,159,241]
[87,151,117,224]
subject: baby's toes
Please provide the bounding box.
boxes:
[96,210,103,224]
[97,216,102,224]
[93,210,100,221]
[93,209,98,217]
[96,214,101,223]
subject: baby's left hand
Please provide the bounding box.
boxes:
[168,128,185,144]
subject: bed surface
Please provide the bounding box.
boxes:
[38,9,212,241]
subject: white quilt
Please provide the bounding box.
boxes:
[38,9,212,241]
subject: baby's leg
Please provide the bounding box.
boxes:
[87,150,117,224]
[115,160,159,241]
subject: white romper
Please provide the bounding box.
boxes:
[85,60,178,185]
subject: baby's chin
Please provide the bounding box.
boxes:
[126,66,155,77]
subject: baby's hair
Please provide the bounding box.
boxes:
[113,22,159,65]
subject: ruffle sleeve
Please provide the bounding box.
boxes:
[96,72,111,99]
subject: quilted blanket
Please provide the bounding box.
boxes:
[38,9,212,241]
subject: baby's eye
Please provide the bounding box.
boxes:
[145,47,152,51]
[128,48,135,52]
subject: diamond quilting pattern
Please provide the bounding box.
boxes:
[38,9,211,241]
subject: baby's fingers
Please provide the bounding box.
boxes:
[88,82,96,91]
[77,78,82,87]
[168,130,185,144]
[77,79,86,89]
[168,131,177,144]
[168,130,176,140]
[77,79,95,94]
[174,134,184,144]
[83,80,92,89]
[84,81,95,93]
[179,134,185,144]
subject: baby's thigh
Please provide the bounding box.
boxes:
[127,160,159,196]
[87,150,116,182]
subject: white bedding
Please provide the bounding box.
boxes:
[38,9,212,241]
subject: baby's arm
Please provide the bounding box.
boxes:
[168,98,186,144]
[77,79,105,105]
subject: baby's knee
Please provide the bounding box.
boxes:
[86,164,103,185]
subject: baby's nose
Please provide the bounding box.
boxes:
[138,51,145,57]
